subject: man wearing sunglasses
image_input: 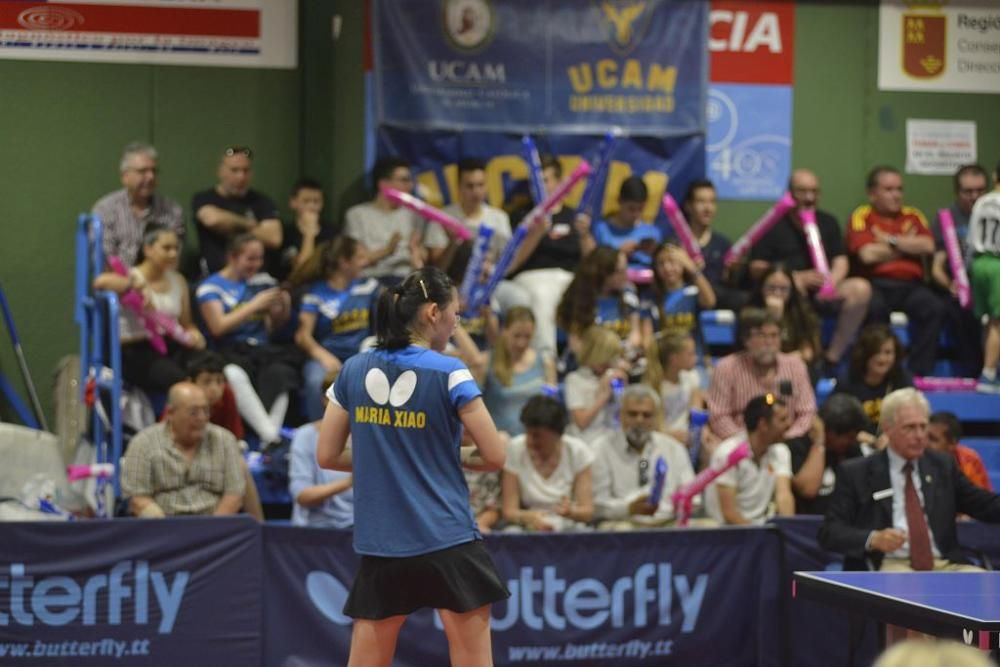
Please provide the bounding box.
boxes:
[192,146,282,278]
[591,383,695,528]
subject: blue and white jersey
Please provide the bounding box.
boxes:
[195,272,277,346]
[641,285,699,336]
[596,290,639,341]
[592,220,662,268]
[328,346,482,557]
[301,278,379,362]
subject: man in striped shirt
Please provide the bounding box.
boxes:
[92,142,185,267]
[121,382,245,517]
[707,308,817,442]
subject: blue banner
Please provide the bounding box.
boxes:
[0,518,260,664]
[377,127,705,224]
[374,0,707,136]
[263,525,784,667]
[706,83,792,200]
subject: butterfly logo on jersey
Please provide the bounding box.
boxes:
[358,369,426,428]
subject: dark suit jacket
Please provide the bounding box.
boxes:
[819,448,1000,570]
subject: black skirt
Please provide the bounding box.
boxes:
[344,540,510,620]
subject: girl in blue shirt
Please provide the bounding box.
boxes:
[197,234,302,446]
[557,246,642,352]
[291,237,380,421]
[317,267,508,665]
[640,242,716,349]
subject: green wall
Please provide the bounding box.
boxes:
[0,1,998,426]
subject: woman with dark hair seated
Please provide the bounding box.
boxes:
[501,395,594,531]
[93,224,205,399]
[838,323,912,432]
[747,264,823,378]
[197,233,302,446]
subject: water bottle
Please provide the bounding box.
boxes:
[688,408,710,469]
[610,377,625,428]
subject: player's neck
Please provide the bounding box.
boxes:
[328,273,350,290]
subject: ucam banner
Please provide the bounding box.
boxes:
[878,0,1000,93]
[374,0,707,136]
[264,525,785,667]
[0,517,261,664]
[0,0,297,68]
[707,1,795,200]
[377,127,706,224]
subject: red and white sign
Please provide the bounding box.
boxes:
[709,1,795,84]
[0,0,296,68]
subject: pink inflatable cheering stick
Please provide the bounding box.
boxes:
[723,192,797,267]
[913,376,977,392]
[626,267,653,285]
[938,208,972,309]
[67,463,115,483]
[106,257,194,354]
[671,440,750,527]
[661,194,705,265]
[380,186,473,242]
[799,209,838,299]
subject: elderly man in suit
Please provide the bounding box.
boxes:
[819,387,1000,571]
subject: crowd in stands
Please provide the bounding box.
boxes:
[97,142,1000,559]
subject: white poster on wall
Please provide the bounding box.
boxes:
[0,0,297,69]
[878,0,1000,93]
[905,119,977,175]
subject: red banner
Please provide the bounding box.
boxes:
[709,1,794,84]
[0,3,259,37]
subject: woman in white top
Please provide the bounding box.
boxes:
[502,395,594,531]
[93,224,205,396]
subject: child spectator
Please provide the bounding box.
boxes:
[640,242,715,348]
[928,411,992,491]
[564,326,629,446]
[592,176,661,270]
[968,161,1000,392]
[290,237,379,421]
[644,332,708,447]
[290,368,354,528]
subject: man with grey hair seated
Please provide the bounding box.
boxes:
[92,141,185,267]
[591,383,695,527]
[121,382,245,517]
[820,387,1000,571]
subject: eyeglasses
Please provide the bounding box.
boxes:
[638,458,649,486]
[763,284,791,295]
[224,146,253,158]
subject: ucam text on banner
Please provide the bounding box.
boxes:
[0,0,297,68]
[878,0,1000,93]
[374,0,707,136]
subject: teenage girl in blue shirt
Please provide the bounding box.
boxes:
[317,267,508,666]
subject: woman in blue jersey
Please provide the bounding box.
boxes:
[291,237,380,421]
[556,246,641,354]
[197,233,302,446]
[317,267,508,667]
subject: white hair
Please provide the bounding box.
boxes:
[622,383,661,413]
[119,141,158,173]
[879,387,930,431]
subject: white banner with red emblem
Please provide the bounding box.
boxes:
[878,0,1000,93]
[0,0,296,68]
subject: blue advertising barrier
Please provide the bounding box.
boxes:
[263,525,786,667]
[0,517,261,663]
[4,518,993,665]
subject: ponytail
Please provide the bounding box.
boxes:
[374,267,455,350]
[643,331,692,396]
